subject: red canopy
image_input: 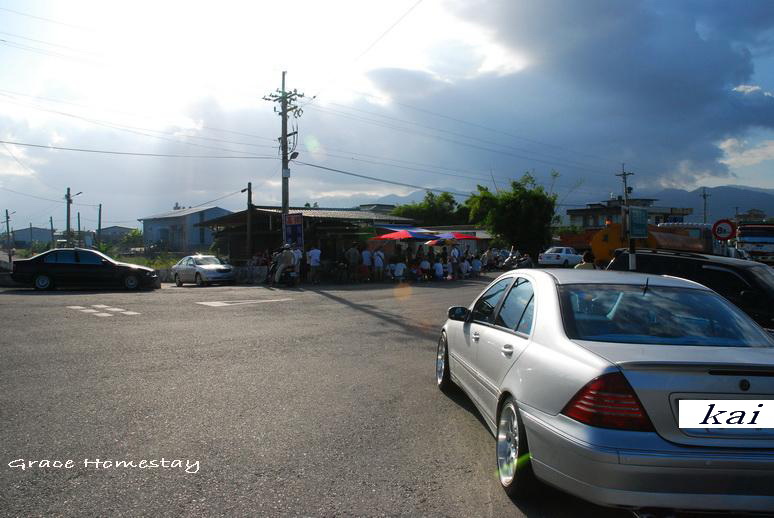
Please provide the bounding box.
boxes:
[435,232,481,240]
[369,230,436,240]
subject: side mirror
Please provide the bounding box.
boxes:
[448,306,469,322]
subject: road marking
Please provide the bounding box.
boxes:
[196,298,293,307]
[66,306,141,317]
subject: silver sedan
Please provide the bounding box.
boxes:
[171,255,235,286]
[436,269,774,513]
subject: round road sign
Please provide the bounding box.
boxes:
[712,219,736,241]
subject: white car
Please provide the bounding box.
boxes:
[538,247,582,267]
[171,255,235,286]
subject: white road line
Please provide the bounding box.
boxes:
[196,298,293,307]
[94,313,112,317]
[92,305,110,308]
[105,308,126,312]
[122,311,141,315]
[80,309,99,313]
[66,306,86,309]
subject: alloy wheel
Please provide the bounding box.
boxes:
[124,275,139,290]
[497,402,519,486]
[436,337,446,386]
[34,275,51,290]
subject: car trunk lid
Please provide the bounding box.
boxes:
[577,341,774,448]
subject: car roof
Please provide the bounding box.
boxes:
[615,248,759,269]
[505,268,711,290]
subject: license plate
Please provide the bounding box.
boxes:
[679,400,774,428]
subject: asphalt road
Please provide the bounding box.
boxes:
[0,278,632,517]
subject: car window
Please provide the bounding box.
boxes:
[748,266,774,298]
[516,296,535,334]
[44,252,58,263]
[56,251,76,264]
[77,251,102,264]
[186,258,195,266]
[699,266,749,300]
[495,279,535,334]
[559,283,774,347]
[546,247,561,254]
[194,256,221,265]
[471,278,513,324]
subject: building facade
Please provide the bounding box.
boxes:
[566,197,693,231]
[99,225,135,243]
[11,227,53,247]
[139,206,231,253]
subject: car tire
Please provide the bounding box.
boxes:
[33,274,53,291]
[174,274,183,287]
[496,397,539,500]
[195,273,205,287]
[436,331,453,392]
[124,274,140,290]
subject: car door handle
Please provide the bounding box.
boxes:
[471,332,480,341]
[501,344,515,356]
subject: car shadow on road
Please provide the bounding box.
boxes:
[314,289,440,341]
[0,288,148,296]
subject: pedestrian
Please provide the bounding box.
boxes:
[471,255,482,278]
[307,244,322,284]
[574,251,596,270]
[292,244,303,285]
[433,259,444,281]
[361,246,373,282]
[419,257,431,281]
[373,247,385,281]
[274,244,295,284]
[450,244,461,280]
[392,259,407,282]
[345,242,360,282]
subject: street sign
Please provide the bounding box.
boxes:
[628,207,649,239]
[712,219,736,241]
[284,213,304,247]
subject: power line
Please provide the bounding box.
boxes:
[0,6,91,30]
[0,186,65,204]
[0,139,278,160]
[354,0,424,61]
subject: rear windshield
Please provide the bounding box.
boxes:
[559,284,774,347]
[545,247,562,253]
[748,266,774,298]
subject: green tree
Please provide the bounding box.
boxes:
[120,229,143,249]
[391,191,468,226]
[466,173,556,258]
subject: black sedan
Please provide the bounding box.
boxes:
[11,248,159,290]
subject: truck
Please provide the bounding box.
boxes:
[736,224,774,266]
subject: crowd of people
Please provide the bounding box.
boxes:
[243,242,597,286]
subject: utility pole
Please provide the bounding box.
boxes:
[29,222,33,249]
[734,206,740,222]
[615,163,636,270]
[50,216,55,249]
[264,71,304,245]
[97,203,102,246]
[77,212,81,247]
[65,187,81,247]
[242,182,253,259]
[701,188,711,224]
[5,209,14,265]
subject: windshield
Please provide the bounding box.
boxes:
[559,284,774,347]
[194,256,222,265]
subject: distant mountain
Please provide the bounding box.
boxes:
[375,189,467,205]
[643,186,774,222]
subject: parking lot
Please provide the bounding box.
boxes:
[0,278,643,517]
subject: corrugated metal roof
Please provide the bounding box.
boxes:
[139,206,218,220]
[252,207,412,221]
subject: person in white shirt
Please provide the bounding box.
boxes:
[392,260,406,282]
[450,245,461,280]
[433,260,444,281]
[373,247,385,281]
[419,258,431,281]
[307,246,321,284]
[292,245,303,285]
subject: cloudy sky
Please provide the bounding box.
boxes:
[1,0,773,231]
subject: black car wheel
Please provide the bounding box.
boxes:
[195,273,205,287]
[33,274,53,291]
[174,274,183,287]
[124,274,140,290]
